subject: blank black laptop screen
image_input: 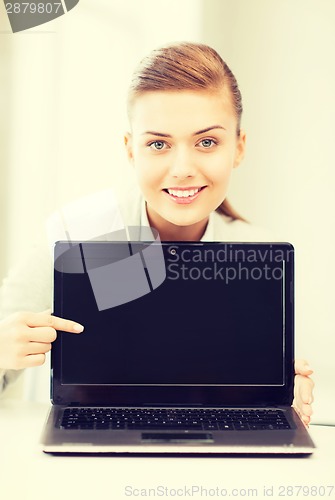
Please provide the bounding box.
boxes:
[54,242,293,388]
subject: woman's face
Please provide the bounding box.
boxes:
[125,90,246,234]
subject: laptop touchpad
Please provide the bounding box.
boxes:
[141,433,213,443]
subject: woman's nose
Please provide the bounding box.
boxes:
[169,147,195,178]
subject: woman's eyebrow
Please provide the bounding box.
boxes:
[142,125,226,138]
[193,125,226,135]
[142,131,172,137]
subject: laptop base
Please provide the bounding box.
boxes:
[41,405,316,455]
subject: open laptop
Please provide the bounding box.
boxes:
[41,240,316,454]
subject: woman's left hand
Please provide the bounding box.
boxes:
[293,359,314,426]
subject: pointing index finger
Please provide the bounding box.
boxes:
[25,312,84,333]
[51,315,84,333]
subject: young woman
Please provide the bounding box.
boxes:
[0,42,313,424]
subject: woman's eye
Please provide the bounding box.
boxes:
[148,141,167,151]
[198,138,216,148]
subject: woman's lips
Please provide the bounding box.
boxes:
[163,186,206,204]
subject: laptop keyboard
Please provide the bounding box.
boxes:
[60,408,292,431]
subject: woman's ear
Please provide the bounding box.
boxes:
[233,129,246,168]
[124,132,134,164]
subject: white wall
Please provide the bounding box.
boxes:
[0,9,11,281]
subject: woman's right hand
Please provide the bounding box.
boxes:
[0,311,84,370]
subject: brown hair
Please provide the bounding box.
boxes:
[127,42,246,222]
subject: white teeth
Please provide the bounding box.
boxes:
[167,188,200,198]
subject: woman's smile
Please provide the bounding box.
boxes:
[163,186,207,204]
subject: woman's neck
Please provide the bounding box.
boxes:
[146,205,209,241]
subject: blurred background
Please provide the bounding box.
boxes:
[0,0,334,421]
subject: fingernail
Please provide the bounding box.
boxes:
[304,364,312,371]
[73,323,84,333]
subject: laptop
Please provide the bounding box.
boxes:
[41,240,316,454]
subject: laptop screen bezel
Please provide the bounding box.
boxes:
[51,241,294,407]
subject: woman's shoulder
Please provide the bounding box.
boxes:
[210,210,282,243]
[117,186,143,227]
